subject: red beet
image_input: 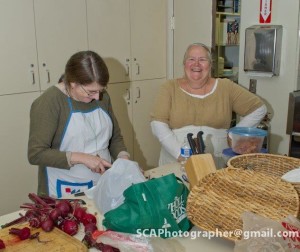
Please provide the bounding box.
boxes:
[55,200,71,217]
[82,213,97,226]
[61,219,79,236]
[49,208,62,221]
[41,218,55,232]
[73,206,87,222]
[0,239,5,249]
[29,217,41,228]
[28,193,52,209]
[84,222,98,235]
[9,227,31,240]
[25,209,39,219]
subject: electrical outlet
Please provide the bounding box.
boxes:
[249,79,257,93]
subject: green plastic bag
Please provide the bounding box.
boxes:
[102,173,192,238]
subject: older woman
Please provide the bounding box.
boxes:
[151,43,267,167]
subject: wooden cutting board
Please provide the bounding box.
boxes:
[0,223,87,252]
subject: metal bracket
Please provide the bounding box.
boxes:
[249,79,257,93]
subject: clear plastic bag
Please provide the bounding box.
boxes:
[93,230,184,252]
[85,158,146,214]
[234,211,300,252]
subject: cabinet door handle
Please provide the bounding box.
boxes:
[30,64,35,85]
[46,69,51,83]
[126,88,130,100]
[136,63,140,75]
[31,70,35,85]
[125,64,130,76]
[125,58,130,76]
[136,87,140,99]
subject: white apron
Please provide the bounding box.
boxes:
[47,98,113,198]
[159,125,229,169]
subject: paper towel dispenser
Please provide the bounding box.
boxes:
[244,25,283,76]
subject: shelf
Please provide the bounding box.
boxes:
[217,0,241,14]
[216,43,239,46]
[217,5,232,8]
[214,1,241,80]
[216,12,240,16]
[221,74,235,77]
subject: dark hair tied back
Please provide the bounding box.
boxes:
[64,51,109,87]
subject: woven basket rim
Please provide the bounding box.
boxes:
[227,153,300,183]
[228,153,300,163]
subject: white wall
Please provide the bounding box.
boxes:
[172,0,213,78]
[238,0,300,155]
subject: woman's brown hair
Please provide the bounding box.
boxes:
[63,51,109,88]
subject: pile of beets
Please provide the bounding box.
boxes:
[0,193,119,251]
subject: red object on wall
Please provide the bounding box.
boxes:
[259,0,272,23]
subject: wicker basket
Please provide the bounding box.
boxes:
[227,154,300,199]
[187,168,299,241]
[227,153,300,177]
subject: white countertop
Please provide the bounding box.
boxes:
[0,163,235,252]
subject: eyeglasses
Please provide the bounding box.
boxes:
[79,84,106,97]
[185,57,210,64]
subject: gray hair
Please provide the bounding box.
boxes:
[183,43,213,65]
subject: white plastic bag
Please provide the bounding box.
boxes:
[85,158,146,214]
[234,211,300,252]
[282,168,300,183]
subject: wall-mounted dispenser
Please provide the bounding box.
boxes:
[244,25,283,77]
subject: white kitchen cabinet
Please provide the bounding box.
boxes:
[0,0,88,215]
[0,0,88,95]
[131,79,164,169]
[0,0,166,217]
[107,79,164,169]
[88,0,167,168]
[106,82,134,158]
[86,0,131,84]
[0,93,39,216]
[0,0,39,95]
[87,0,166,83]
[34,0,88,90]
[129,0,166,81]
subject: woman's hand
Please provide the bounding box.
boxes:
[177,155,185,163]
[118,155,130,160]
[90,155,112,174]
[117,151,130,160]
[70,152,112,174]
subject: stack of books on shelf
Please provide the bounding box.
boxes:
[217,0,241,13]
[218,18,240,45]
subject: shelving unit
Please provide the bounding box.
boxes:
[216,0,240,13]
[214,0,241,80]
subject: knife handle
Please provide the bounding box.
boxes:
[197,131,205,154]
[187,133,197,155]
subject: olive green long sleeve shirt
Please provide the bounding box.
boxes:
[28,86,127,196]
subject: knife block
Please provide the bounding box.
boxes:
[185,153,216,189]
